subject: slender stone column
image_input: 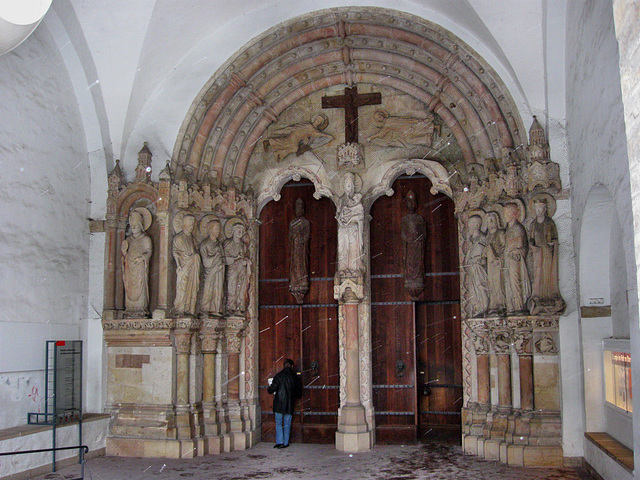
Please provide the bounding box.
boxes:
[103,218,118,314]
[492,330,513,411]
[514,330,534,411]
[174,329,193,439]
[114,222,126,311]
[223,316,248,451]
[464,327,490,455]
[154,167,171,317]
[200,319,223,453]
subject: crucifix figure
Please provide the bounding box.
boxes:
[322,86,381,143]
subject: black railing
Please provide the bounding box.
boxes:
[0,445,88,479]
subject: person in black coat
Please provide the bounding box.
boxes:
[267,358,302,448]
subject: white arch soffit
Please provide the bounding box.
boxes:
[256,165,335,214]
[578,184,614,307]
[364,159,453,210]
[0,0,51,55]
[122,0,531,165]
[44,2,113,219]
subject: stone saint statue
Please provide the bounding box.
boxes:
[401,190,426,299]
[264,113,333,162]
[336,172,365,277]
[483,211,506,315]
[503,203,531,315]
[463,215,489,318]
[173,214,201,316]
[122,207,153,317]
[224,218,251,314]
[528,197,565,314]
[199,216,225,316]
[289,198,311,304]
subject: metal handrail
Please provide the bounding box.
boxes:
[0,445,88,479]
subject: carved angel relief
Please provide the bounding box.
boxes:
[264,114,332,162]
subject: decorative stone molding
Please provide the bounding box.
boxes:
[491,329,512,355]
[365,158,453,209]
[256,165,334,213]
[333,275,365,303]
[174,330,193,354]
[337,142,364,168]
[103,319,175,330]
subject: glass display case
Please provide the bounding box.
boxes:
[603,339,632,414]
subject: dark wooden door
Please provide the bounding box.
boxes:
[258,180,339,443]
[370,174,460,443]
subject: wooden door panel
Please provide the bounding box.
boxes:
[259,180,338,443]
[370,174,460,443]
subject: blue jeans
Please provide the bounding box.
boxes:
[274,412,292,446]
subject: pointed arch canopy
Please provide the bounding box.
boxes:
[172,7,527,189]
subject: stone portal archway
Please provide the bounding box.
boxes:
[103,7,566,466]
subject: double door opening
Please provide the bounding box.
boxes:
[258,175,461,444]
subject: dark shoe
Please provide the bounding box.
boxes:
[274,444,284,449]
[281,444,289,448]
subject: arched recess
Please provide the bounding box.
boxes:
[172,7,527,189]
[578,183,632,448]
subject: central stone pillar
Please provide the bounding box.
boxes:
[333,171,373,453]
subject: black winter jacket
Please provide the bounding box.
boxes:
[267,366,302,414]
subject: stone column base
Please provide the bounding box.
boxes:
[106,437,198,458]
[461,435,563,468]
[336,430,374,453]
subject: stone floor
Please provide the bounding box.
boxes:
[33,442,596,480]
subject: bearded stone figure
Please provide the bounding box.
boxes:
[173,213,201,316]
[122,207,153,317]
[503,202,531,315]
[289,198,311,304]
[484,211,506,315]
[336,172,365,278]
[463,215,488,317]
[528,197,565,314]
[401,190,426,299]
[224,218,251,315]
[199,216,225,316]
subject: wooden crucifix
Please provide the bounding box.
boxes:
[321,86,381,144]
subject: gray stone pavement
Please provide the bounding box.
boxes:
[34,442,595,480]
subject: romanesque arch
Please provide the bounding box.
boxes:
[102,7,566,466]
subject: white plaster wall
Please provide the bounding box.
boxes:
[0,27,90,429]
[566,0,637,473]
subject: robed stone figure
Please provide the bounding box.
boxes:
[463,215,489,317]
[528,197,565,314]
[336,173,365,277]
[401,190,426,299]
[199,216,225,316]
[289,198,311,304]
[224,218,251,315]
[484,211,506,315]
[122,207,153,317]
[173,214,201,316]
[503,203,531,315]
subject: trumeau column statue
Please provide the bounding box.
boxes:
[463,215,489,318]
[223,218,251,315]
[528,195,565,315]
[289,198,311,304]
[173,213,201,316]
[401,190,426,299]
[336,172,365,280]
[199,216,225,316]
[122,207,153,317]
[503,202,531,315]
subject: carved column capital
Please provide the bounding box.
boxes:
[225,315,247,354]
[470,328,490,355]
[333,275,364,303]
[513,330,533,355]
[174,329,192,354]
[491,329,512,355]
